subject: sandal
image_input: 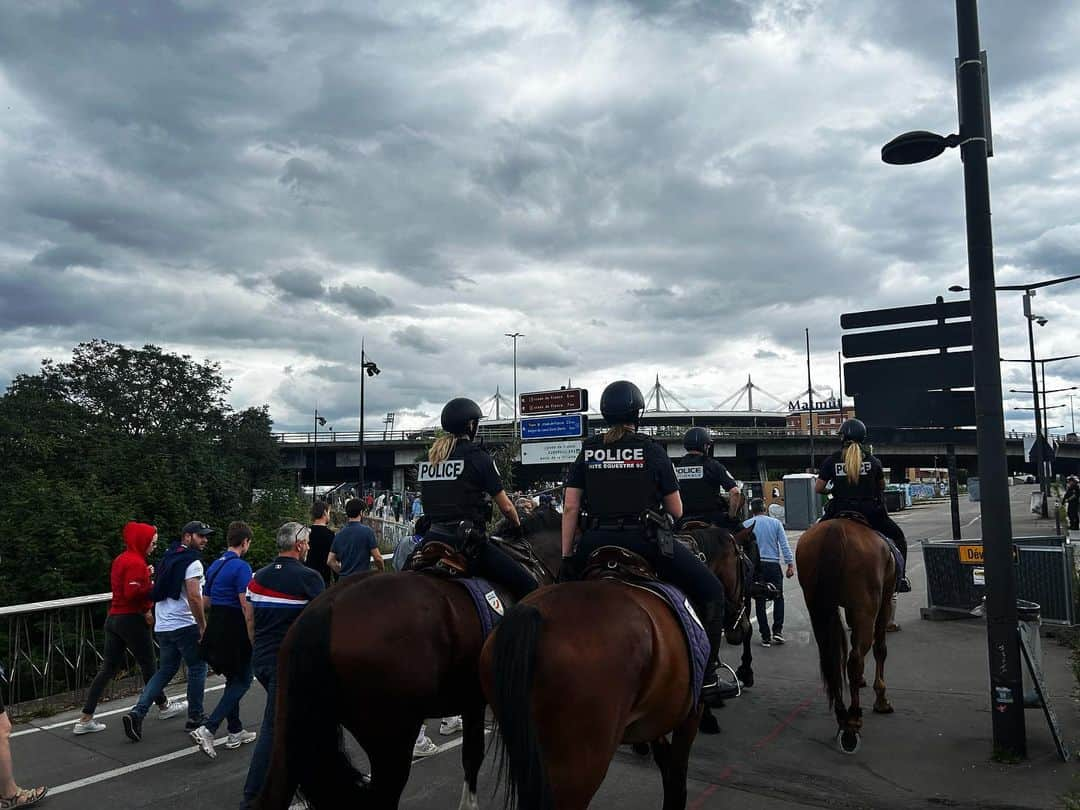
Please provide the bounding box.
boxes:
[0,786,47,809]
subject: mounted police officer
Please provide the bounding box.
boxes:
[560,380,736,706]
[674,427,743,529]
[417,397,538,600]
[815,419,911,592]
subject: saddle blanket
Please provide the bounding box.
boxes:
[625,581,710,706]
[876,531,906,584]
[452,577,510,639]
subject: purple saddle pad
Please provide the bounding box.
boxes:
[452,577,509,639]
[634,581,710,705]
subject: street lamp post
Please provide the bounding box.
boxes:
[883,0,1025,756]
[358,339,382,500]
[505,332,524,438]
[313,408,327,504]
[805,328,815,470]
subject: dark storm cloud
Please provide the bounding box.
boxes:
[272,269,325,300]
[30,245,104,270]
[337,285,394,317]
[392,326,443,355]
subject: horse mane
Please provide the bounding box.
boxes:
[492,504,562,537]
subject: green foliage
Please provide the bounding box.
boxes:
[0,341,302,604]
[491,438,522,494]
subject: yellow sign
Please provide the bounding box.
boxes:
[957,544,1019,565]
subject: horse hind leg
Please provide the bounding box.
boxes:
[839,611,873,754]
[459,695,485,810]
[361,721,420,809]
[654,705,702,810]
[872,593,894,715]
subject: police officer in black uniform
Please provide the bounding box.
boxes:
[560,380,734,706]
[674,427,743,529]
[815,419,911,592]
[418,397,538,600]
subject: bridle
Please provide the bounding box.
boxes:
[718,527,752,634]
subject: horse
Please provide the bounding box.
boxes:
[253,505,563,810]
[480,525,754,810]
[796,516,896,754]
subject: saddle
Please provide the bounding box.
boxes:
[834,510,872,527]
[408,541,469,578]
[490,535,554,585]
[582,546,659,583]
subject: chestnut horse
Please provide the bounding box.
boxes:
[253,506,563,810]
[480,526,753,810]
[796,517,896,754]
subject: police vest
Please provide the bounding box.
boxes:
[828,450,880,505]
[418,442,492,526]
[673,454,721,515]
[582,433,658,519]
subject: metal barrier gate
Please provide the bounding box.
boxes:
[923,536,1077,625]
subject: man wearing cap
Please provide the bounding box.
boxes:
[123,521,212,743]
[1065,475,1080,531]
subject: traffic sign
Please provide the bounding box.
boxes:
[856,390,976,430]
[521,440,582,465]
[519,388,588,416]
[844,351,974,396]
[840,299,971,329]
[841,321,973,358]
[520,414,586,441]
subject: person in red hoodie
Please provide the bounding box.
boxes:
[72,522,186,734]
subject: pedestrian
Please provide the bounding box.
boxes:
[364,492,374,513]
[744,498,794,647]
[1064,475,1079,531]
[305,501,336,587]
[240,522,325,810]
[392,492,403,522]
[328,498,384,577]
[0,682,47,808]
[392,515,430,572]
[74,522,183,735]
[190,522,257,759]
[411,494,423,520]
[122,521,212,742]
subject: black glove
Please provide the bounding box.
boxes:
[558,555,581,584]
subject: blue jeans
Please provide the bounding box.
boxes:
[132,624,207,722]
[242,664,276,807]
[203,658,252,734]
[755,561,785,639]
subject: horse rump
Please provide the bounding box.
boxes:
[489,602,552,810]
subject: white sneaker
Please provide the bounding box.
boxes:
[190,725,217,759]
[225,729,257,749]
[157,698,188,720]
[439,716,463,736]
[73,719,106,735]
[413,738,439,758]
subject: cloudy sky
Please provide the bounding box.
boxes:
[3,0,1080,434]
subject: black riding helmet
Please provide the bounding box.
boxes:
[441,397,483,439]
[600,380,645,426]
[683,426,713,453]
[838,418,867,443]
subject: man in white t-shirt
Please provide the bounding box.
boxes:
[123,521,212,743]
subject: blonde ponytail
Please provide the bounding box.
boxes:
[603,424,634,445]
[844,441,863,485]
[428,435,457,463]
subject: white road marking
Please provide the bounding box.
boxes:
[12,684,227,738]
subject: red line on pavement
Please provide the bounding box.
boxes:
[752,697,813,751]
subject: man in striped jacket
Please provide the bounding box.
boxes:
[240,521,325,809]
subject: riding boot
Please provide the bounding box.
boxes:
[700,601,739,707]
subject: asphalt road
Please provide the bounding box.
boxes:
[14,485,1078,809]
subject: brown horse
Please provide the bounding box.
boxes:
[796,517,896,754]
[479,526,753,810]
[253,506,562,810]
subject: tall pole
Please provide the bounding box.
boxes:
[1024,294,1047,517]
[956,0,1025,757]
[505,333,523,438]
[806,328,815,470]
[936,296,963,540]
[837,351,845,422]
[1040,360,1062,534]
[1069,394,1076,435]
[359,339,366,499]
[313,407,319,505]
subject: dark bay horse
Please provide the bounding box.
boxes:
[480,525,753,810]
[797,517,896,754]
[253,506,562,810]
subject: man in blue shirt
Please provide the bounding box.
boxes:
[241,522,325,809]
[743,498,794,647]
[328,498,384,576]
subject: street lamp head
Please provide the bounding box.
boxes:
[363,362,381,377]
[881,131,960,165]
[948,285,967,293]
[1035,317,1048,327]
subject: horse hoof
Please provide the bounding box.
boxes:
[873,701,894,715]
[699,712,721,735]
[837,729,861,754]
[631,742,651,756]
[736,669,754,688]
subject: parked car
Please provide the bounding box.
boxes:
[1024,475,1036,484]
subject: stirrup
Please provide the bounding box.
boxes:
[702,661,741,705]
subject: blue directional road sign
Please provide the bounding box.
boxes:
[520,413,586,441]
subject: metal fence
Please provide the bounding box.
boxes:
[362,516,413,555]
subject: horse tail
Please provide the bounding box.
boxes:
[807,523,848,712]
[254,593,366,810]
[491,603,552,810]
